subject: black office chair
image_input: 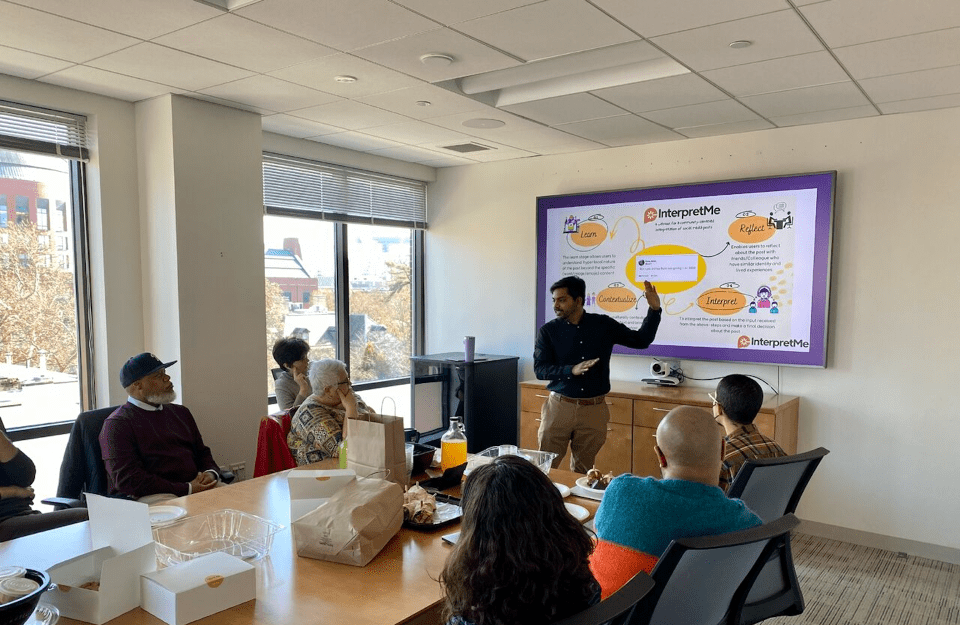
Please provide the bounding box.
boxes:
[630,514,800,625]
[553,572,655,625]
[726,447,830,625]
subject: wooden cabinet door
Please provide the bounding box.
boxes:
[520,410,541,450]
[595,422,632,476]
[632,426,661,478]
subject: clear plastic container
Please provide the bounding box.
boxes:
[152,509,284,567]
[465,446,558,476]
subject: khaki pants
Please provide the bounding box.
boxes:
[538,393,609,474]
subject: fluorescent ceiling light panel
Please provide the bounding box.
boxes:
[455,41,689,107]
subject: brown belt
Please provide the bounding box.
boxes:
[551,392,606,406]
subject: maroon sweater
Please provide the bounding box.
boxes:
[99,403,220,498]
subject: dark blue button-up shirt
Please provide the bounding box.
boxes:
[534,309,661,398]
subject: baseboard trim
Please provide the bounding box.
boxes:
[798,519,960,566]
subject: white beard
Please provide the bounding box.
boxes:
[146,390,177,405]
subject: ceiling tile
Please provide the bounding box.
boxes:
[501,93,627,125]
[357,84,485,120]
[368,144,450,163]
[533,140,606,155]
[557,115,682,146]
[200,75,339,113]
[641,99,759,129]
[290,100,412,130]
[360,121,474,145]
[801,0,960,48]
[859,65,960,103]
[833,28,960,80]
[88,42,254,91]
[269,54,421,98]
[236,0,436,51]
[703,51,850,97]
[39,65,176,102]
[488,125,602,150]
[675,119,775,138]
[5,0,221,40]
[312,131,405,152]
[456,0,638,62]
[0,46,72,80]
[591,0,790,38]
[352,28,520,82]
[770,105,879,127]
[262,114,345,138]
[592,74,727,113]
[154,14,336,74]
[417,155,477,168]
[391,0,540,25]
[878,93,960,115]
[652,10,823,72]
[0,2,138,64]
[188,92,275,115]
[457,141,537,162]
[740,82,871,117]
[426,109,545,140]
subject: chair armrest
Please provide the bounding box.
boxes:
[41,497,84,510]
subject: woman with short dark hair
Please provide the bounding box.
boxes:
[440,455,600,625]
[271,337,311,411]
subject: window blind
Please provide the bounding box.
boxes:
[262,152,427,229]
[0,99,90,161]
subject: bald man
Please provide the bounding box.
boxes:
[589,406,762,598]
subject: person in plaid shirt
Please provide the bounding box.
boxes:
[712,374,786,492]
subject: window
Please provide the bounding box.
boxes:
[0,99,92,502]
[262,153,425,420]
[37,198,48,230]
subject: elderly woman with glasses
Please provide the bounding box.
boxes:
[287,358,375,466]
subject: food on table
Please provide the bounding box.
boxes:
[403,483,437,524]
[79,580,100,591]
[585,468,615,491]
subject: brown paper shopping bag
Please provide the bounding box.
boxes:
[344,409,407,486]
[292,475,403,567]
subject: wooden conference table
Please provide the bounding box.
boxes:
[0,464,601,625]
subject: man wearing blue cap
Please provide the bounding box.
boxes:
[99,353,222,500]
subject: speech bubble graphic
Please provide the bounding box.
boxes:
[596,282,637,313]
[728,214,775,243]
[627,244,706,294]
[697,287,747,316]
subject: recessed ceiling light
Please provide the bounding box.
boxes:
[416,101,432,107]
[462,118,505,129]
[420,53,455,68]
[729,40,752,49]
[334,75,358,83]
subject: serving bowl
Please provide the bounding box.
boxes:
[411,444,436,475]
[0,569,51,625]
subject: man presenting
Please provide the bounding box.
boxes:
[534,275,661,472]
[100,353,223,500]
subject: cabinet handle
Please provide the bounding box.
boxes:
[535,394,550,399]
[652,408,674,413]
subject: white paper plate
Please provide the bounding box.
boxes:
[26,604,59,625]
[573,477,607,501]
[554,482,571,498]
[149,505,187,527]
[564,502,589,522]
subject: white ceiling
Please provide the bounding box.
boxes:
[2,0,959,167]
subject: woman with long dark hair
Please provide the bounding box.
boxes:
[440,455,600,625]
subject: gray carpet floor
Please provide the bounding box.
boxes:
[767,533,960,625]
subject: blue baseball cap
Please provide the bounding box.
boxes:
[120,353,177,388]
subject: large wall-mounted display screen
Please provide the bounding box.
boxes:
[536,172,836,367]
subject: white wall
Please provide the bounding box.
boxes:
[426,107,960,552]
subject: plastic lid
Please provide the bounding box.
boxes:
[0,576,38,597]
[0,567,25,581]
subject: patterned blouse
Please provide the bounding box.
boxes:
[287,395,376,466]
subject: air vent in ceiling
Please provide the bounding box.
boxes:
[440,142,494,153]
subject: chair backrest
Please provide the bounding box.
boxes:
[553,572,655,625]
[55,406,119,500]
[632,514,800,625]
[726,447,829,522]
[271,367,284,381]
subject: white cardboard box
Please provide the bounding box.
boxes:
[140,552,256,625]
[46,495,156,624]
[287,468,356,521]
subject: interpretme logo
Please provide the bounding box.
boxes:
[643,207,657,223]
[655,205,720,220]
[737,336,810,349]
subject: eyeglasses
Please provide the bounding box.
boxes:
[708,392,719,407]
[337,379,351,387]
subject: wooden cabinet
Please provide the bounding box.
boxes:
[520,380,799,477]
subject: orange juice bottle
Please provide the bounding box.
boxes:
[440,417,468,472]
